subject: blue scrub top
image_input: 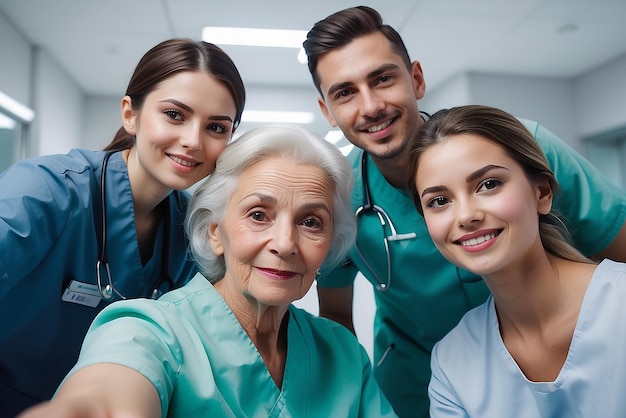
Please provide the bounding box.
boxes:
[317,118,626,418]
[0,149,196,415]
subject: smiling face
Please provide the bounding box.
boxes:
[315,32,425,161]
[124,70,237,193]
[209,157,334,309]
[414,133,553,278]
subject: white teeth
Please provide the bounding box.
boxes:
[170,155,196,167]
[367,120,392,133]
[460,232,497,247]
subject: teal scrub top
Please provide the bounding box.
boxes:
[67,273,398,418]
[0,149,195,415]
[317,118,626,418]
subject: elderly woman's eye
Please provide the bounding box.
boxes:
[302,217,322,229]
[250,211,265,221]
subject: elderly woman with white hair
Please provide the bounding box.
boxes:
[19,124,398,418]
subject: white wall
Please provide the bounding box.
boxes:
[422,52,626,155]
[471,73,578,152]
[422,72,580,152]
[0,10,84,157]
[32,48,84,156]
[419,73,472,117]
[574,53,626,139]
[83,95,122,150]
[0,11,32,106]
[236,84,329,137]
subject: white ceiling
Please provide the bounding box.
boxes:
[2,0,626,104]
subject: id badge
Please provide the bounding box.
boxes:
[62,280,102,307]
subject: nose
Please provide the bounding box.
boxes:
[269,219,298,257]
[359,89,384,118]
[456,198,484,228]
[180,124,202,150]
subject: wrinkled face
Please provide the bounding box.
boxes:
[128,70,237,191]
[414,134,552,277]
[316,32,425,161]
[209,157,335,307]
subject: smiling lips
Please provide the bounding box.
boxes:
[168,154,200,167]
[454,230,501,253]
[458,231,499,247]
[366,119,392,133]
[256,267,299,280]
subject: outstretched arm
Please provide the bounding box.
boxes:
[17,364,161,418]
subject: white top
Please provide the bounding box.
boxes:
[429,259,626,418]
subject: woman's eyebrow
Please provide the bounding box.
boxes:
[466,164,507,183]
[421,185,447,198]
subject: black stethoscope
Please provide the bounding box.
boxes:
[96,151,174,301]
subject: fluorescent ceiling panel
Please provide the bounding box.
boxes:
[0,91,34,123]
[242,110,314,124]
[202,27,307,48]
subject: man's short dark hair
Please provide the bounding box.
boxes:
[303,6,412,96]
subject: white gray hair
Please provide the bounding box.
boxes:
[185,124,356,281]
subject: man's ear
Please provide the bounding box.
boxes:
[411,61,426,100]
[536,178,554,215]
[208,223,224,256]
[318,96,338,127]
[121,96,137,135]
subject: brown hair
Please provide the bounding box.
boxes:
[407,105,592,264]
[303,6,411,96]
[104,39,246,151]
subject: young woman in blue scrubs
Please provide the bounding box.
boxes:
[19,125,397,418]
[409,105,626,417]
[0,38,245,416]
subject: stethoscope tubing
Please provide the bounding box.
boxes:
[96,151,173,301]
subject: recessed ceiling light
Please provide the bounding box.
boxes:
[241,110,315,124]
[202,26,307,48]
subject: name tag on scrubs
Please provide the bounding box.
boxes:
[62,280,102,307]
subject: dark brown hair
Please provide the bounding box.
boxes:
[104,39,246,151]
[407,105,591,263]
[303,6,411,96]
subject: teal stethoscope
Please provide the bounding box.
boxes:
[96,151,174,301]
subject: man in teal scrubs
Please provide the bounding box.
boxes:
[303,6,626,418]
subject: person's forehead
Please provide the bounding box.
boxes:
[316,32,405,91]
